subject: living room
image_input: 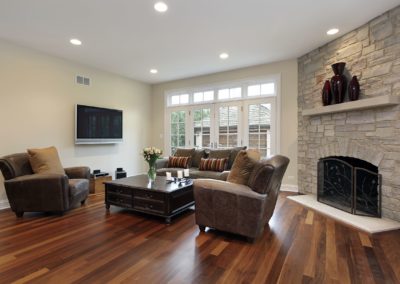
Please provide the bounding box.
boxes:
[0,1,399,283]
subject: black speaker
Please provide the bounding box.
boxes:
[115,168,127,179]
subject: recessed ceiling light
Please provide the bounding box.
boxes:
[154,2,168,13]
[219,53,229,59]
[327,28,339,35]
[70,38,82,46]
[150,69,158,74]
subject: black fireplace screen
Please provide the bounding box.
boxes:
[317,156,381,217]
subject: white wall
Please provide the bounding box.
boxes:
[151,60,298,187]
[0,39,152,207]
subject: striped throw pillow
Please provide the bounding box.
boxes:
[168,156,191,168]
[198,158,227,172]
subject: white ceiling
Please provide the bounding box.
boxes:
[0,0,398,84]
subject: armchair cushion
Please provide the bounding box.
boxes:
[27,146,65,175]
[69,179,89,198]
[227,150,260,185]
[64,166,90,180]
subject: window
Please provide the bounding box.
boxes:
[171,94,189,105]
[217,106,239,148]
[165,75,279,156]
[193,108,212,148]
[218,87,242,100]
[247,103,271,157]
[193,91,214,103]
[170,110,186,152]
[247,83,275,97]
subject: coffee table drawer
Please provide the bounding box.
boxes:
[107,186,131,196]
[134,190,164,201]
[107,195,133,208]
[133,199,165,214]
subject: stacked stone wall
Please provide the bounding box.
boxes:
[298,6,400,220]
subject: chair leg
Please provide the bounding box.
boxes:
[15,211,24,218]
[198,225,206,232]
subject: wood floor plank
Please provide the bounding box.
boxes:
[11,267,49,284]
[0,192,398,283]
[305,210,314,225]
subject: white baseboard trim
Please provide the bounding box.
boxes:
[0,200,10,210]
[281,184,298,192]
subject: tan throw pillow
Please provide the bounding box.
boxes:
[27,146,65,175]
[227,150,261,185]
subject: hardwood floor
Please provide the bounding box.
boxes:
[0,192,399,283]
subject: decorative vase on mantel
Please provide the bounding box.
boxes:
[331,62,347,104]
[322,80,332,106]
[348,75,360,101]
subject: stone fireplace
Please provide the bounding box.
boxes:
[297,6,400,221]
[317,156,381,217]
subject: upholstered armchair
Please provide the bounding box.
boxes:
[193,155,290,241]
[0,153,90,217]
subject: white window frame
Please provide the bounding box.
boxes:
[164,74,281,155]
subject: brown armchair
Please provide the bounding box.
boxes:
[0,153,90,217]
[193,155,290,241]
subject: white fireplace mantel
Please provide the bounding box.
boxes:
[302,95,400,117]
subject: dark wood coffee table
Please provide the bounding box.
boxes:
[104,175,194,223]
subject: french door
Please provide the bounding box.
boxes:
[166,98,276,158]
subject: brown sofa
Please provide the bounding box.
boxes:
[156,147,246,180]
[193,155,290,241]
[0,153,90,217]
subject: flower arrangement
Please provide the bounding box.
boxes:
[142,147,163,162]
[142,147,163,181]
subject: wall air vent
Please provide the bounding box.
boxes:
[76,75,91,86]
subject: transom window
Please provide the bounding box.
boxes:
[218,87,242,100]
[171,94,189,105]
[248,83,275,97]
[193,91,214,103]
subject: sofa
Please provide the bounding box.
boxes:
[156,147,246,180]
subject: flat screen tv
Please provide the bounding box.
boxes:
[75,104,123,144]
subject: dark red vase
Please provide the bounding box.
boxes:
[322,80,332,106]
[348,75,360,101]
[331,62,347,104]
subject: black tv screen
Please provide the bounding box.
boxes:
[75,104,123,144]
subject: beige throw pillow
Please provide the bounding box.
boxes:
[227,150,260,185]
[27,146,65,175]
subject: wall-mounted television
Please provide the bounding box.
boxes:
[75,104,123,144]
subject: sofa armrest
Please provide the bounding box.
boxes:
[156,157,169,169]
[4,174,70,212]
[65,167,90,180]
